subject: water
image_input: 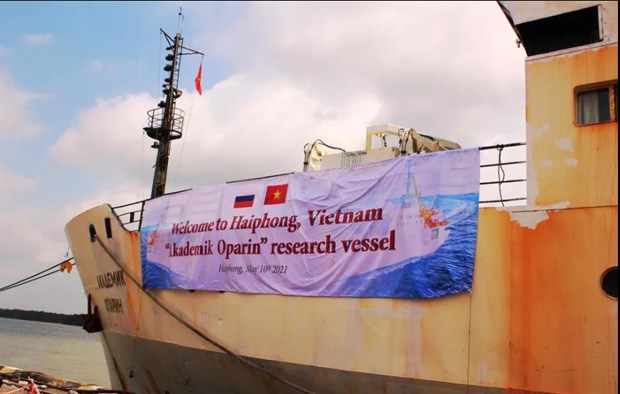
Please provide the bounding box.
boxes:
[333,193,480,297]
[0,317,111,388]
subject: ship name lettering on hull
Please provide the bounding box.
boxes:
[96,270,126,289]
[104,298,123,313]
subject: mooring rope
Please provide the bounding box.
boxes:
[496,146,506,207]
[92,235,317,394]
[0,259,74,293]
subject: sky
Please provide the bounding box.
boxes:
[0,1,526,314]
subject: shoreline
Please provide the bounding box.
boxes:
[0,309,82,327]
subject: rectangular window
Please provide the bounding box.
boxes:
[516,6,602,56]
[576,82,618,125]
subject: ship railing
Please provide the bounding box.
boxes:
[111,200,147,232]
[110,141,528,230]
[144,106,185,141]
[478,142,527,207]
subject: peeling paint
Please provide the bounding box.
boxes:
[565,158,578,167]
[528,122,550,138]
[542,159,554,168]
[498,202,570,229]
[555,138,574,152]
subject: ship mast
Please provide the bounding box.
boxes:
[145,21,203,198]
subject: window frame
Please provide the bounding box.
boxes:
[574,80,618,126]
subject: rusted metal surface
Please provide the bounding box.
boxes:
[64,47,619,394]
[64,200,618,394]
[63,2,617,392]
[507,207,617,392]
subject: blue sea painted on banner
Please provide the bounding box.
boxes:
[328,192,479,298]
[141,228,186,289]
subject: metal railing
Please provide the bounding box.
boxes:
[112,200,147,231]
[144,106,185,141]
[111,142,528,228]
[478,142,527,206]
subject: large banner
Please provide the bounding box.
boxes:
[141,148,480,298]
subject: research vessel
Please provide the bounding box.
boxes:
[65,2,618,393]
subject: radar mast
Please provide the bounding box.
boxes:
[144,10,203,198]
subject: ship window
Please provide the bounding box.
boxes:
[516,6,601,56]
[576,82,618,125]
[600,267,618,299]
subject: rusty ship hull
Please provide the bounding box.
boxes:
[65,1,618,393]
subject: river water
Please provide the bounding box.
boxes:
[0,317,111,388]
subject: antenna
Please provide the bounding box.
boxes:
[177,7,184,35]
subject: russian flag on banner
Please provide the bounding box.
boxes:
[233,194,255,208]
[264,184,288,205]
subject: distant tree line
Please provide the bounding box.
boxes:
[0,308,83,327]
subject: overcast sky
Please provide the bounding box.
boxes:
[0,1,526,314]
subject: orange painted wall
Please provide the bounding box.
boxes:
[508,37,619,392]
[525,45,618,208]
[507,207,617,393]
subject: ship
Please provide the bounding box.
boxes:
[65,2,618,393]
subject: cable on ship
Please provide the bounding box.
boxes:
[92,234,318,394]
[0,258,75,293]
[496,145,506,206]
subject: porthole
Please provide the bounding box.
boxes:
[600,266,618,299]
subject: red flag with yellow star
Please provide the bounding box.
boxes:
[264,184,288,205]
[195,63,203,95]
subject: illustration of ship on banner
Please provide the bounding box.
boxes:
[65,2,617,393]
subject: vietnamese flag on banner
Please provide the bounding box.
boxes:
[195,63,203,95]
[264,184,288,205]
